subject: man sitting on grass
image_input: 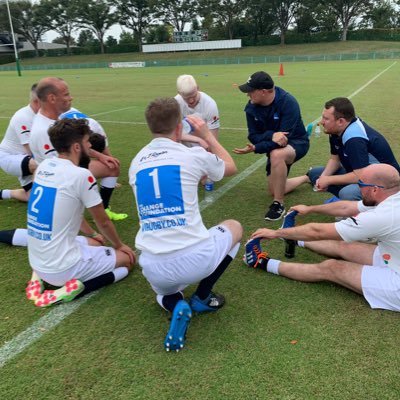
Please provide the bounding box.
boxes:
[26,118,135,307]
[245,163,400,312]
[129,98,242,351]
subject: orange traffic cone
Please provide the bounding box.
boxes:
[279,63,284,76]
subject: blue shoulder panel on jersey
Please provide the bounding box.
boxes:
[342,118,368,145]
[60,111,88,120]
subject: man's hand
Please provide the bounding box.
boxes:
[184,115,209,140]
[290,205,312,215]
[272,132,288,147]
[97,153,120,169]
[250,228,279,240]
[315,176,329,191]
[233,143,255,154]
[91,232,106,245]
[116,243,136,265]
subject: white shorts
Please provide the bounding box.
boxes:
[361,247,400,312]
[0,150,32,187]
[35,236,116,286]
[139,224,233,296]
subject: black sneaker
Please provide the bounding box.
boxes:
[265,201,285,221]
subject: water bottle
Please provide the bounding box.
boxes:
[314,123,321,138]
[182,118,194,134]
[205,178,214,191]
[284,239,296,258]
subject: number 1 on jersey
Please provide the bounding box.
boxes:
[149,168,161,199]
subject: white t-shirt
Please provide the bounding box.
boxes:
[60,108,109,147]
[29,112,57,164]
[175,91,220,130]
[0,104,36,154]
[27,158,102,273]
[336,193,400,274]
[129,137,225,254]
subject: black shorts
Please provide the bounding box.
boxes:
[266,139,310,176]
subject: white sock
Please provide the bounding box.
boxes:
[1,190,11,199]
[228,242,240,258]
[12,228,28,246]
[266,259,281,275]
[156,295,168,310]
[112,267,129,282]
[297,241,305,248]
[101,177,117,188]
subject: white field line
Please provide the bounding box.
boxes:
[0,61,396,369]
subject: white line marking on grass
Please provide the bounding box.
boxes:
[96,119,248,131]
[0,61,396,369]
[91,106,137,117]
[0,292,97,368]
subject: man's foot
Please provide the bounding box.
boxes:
[280,210,298,229]
[164,300,192,352]
[265,201,285,221]
[243,238,270,270]
[105,207,128,221]
[189,292,225,313]
[34,279,84,307]
[26,272,44,301]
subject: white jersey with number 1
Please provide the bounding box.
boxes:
[129,137,225,254]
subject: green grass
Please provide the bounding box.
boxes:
[6,40,400,67]
[0,59,400,399]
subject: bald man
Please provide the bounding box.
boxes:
[247,164,400,312]
[29,77,126,220]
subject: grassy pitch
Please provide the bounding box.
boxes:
[0,59,400,399]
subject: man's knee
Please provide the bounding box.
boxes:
[307,166,324,185]
[318,259,346,280]
[338,184,361,201]
[220,219,243,243]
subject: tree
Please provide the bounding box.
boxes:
[198,0,247,40]
[145,24,171,43]
[0,0,49,57]
[114,0,153,52]
[270,0,300,45]
[40,0,79,55]
[151,0,199,32]
[77,29,95,48]
[362,0,398,28]
[73,0,117,54]
[244,0,276,43]
[326,0,373,40]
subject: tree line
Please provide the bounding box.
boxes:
[0,0,399,56]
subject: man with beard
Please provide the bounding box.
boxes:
[246,164,400,312]
[26,119,135,307]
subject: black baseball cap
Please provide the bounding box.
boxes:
[239,71,274,93]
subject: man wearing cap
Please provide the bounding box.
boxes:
[234,71,309,221]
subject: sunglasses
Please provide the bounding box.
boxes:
[357,180,384,189]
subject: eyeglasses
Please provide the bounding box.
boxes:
[357,179,384,189]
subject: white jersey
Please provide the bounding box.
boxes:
[60,108,109,147]
[30,112,57,164]
[0,104,36,154]
[129,137,225,254]
[27,158,102,273]
[175,91,220,131]
[336,193,400,274]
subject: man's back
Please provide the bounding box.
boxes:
[27,158,101,273]
[129,137,224,254]
[0,105,35,154]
